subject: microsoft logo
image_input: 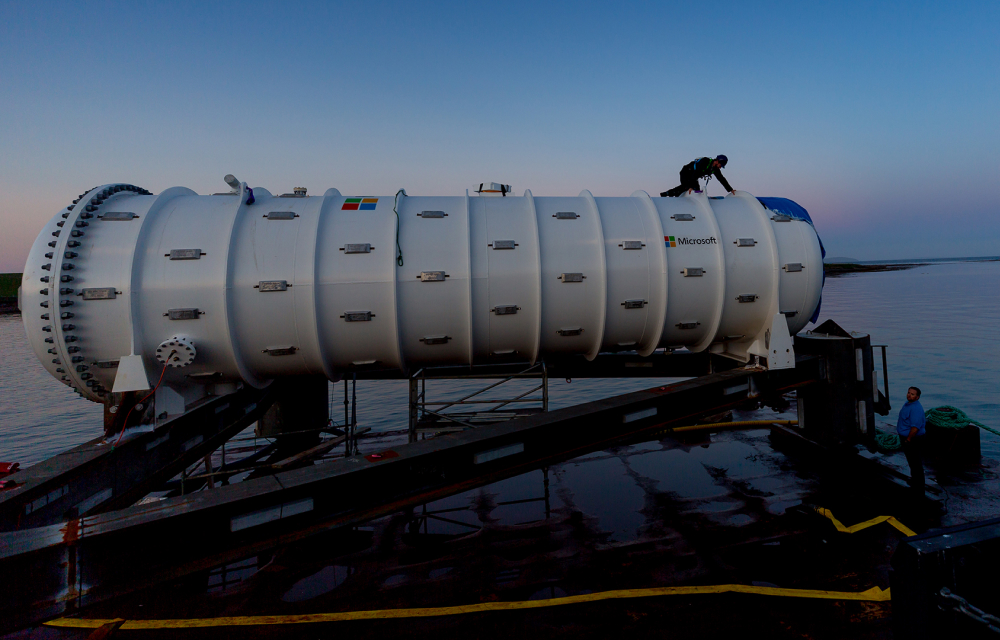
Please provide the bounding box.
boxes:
[665,235,718,248]
[342,197,378,211]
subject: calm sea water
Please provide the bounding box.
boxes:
[822,259,1000,458]
[2,259,998,466]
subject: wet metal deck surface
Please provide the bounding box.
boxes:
[13,400,968,639]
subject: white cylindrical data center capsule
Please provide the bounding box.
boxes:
[21,183,824,405]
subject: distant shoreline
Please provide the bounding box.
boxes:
[823,263,922,277]
[824,257,1000,277]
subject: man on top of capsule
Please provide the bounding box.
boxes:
[660,155,734,197]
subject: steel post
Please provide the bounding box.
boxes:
[409,375,419,443]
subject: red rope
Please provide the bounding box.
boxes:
[113,352,174,449]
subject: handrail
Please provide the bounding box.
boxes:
[408,362,549,440]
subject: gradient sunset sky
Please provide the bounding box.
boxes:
[2,1,997,271]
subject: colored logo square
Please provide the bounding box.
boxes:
[343,197,377,210]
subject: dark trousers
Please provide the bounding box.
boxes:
[902,436,925,489]
[661,168,701,197]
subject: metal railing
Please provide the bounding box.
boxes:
[408,362,548,442]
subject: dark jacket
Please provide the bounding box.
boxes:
[682,157,733,193]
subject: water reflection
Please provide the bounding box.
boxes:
[206,556,261,595]
[281,565,352,602]
[628,449,729,500]
[686,438,775,479]
[553,456,647,543]
[409,470,553,536]
[395,425,815,547]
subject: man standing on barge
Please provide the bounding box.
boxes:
[898,386,927,490]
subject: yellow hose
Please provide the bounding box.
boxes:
[45,583,888,629]
[659,419,797,435]
[815,507,916,537]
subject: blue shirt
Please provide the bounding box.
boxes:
[897,400,926,437]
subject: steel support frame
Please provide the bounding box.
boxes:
[363,350,729,381]
[408,363,549,442]
[0,356,821,630]
[0,383,278,530]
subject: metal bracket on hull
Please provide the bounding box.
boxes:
[755,312,795,370]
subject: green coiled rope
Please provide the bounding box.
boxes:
[874,430,902,452]
[874,406,996,452]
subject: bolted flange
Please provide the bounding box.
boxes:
[156,336,197,368]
